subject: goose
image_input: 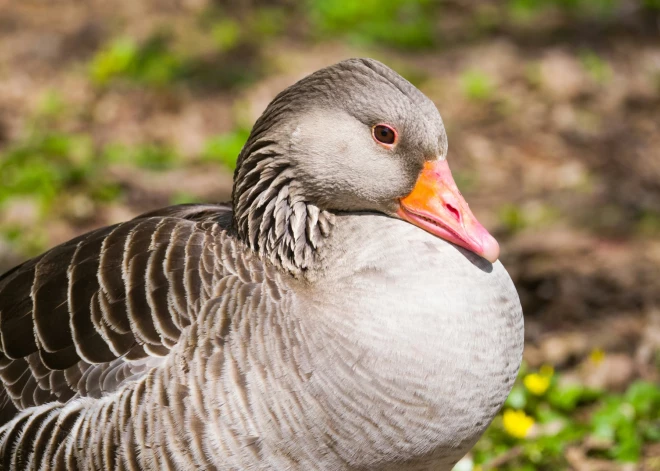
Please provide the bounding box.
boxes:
[0,58,523,471]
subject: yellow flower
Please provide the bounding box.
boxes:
[502,409,535,439]
[523,364,554,396]
[524,373,551,395]
[589,348,605,365]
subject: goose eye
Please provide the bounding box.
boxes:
[372,125,397,146]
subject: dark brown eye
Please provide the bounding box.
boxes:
[372,124,397,146]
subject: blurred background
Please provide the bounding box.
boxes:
[0,0,659,469]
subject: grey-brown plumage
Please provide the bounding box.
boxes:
[0,59,523,470]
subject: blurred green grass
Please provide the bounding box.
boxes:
[307,0,436,49]
[201,128,251,170]
[90,35,182,87]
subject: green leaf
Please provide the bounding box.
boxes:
[460,70,495,102]
[505,385,527,409]
[89,38,139,85]
[580,50,612,84]
[202,129,250,170]
[307,0,436,50]
[89,34,182,87]
[625,381,660,417]
[211,19,242,51]
[548,382,601,412]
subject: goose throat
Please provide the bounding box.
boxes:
[232,138,334,272]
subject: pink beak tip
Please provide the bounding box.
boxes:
[472,223,500,263]
[480,238,500,263]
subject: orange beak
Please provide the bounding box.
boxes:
[397,159,500,263]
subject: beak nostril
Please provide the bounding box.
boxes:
[446,203,460,222]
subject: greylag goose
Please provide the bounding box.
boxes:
[0,58,523,471]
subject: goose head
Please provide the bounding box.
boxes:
[232,58,499,270]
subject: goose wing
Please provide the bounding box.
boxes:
[0,203,235,423]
